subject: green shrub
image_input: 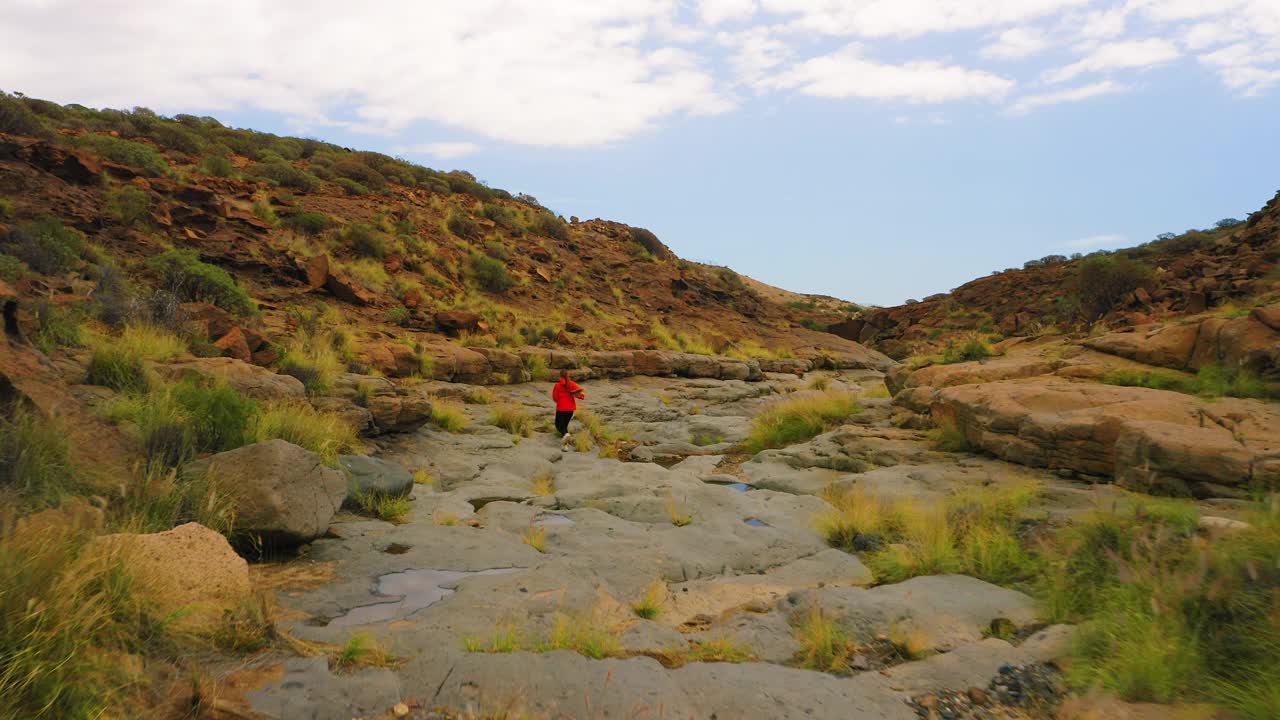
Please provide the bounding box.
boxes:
[331,157,387,191]
[284,211,331,236]
[250,401,357,466]
[630,226,664,257]
[87,344,150,393]
[0,406,81,507]
[483,240,510,261]
[342,223,388,259]
[489,404,532,436]
[0,197,12,219]
[104,185,150,227]
[743,390,861,453]
[481,203,517,228]
[387,306,410,326]
[940,337,993,364]
[335,177,370,196]
[0,254,24,282]
[74,134,169,175]
[149,122,205,154]
[1103,364,1276,401]
[0,215,85,274]
[470,253,513,293]
[172,379,259,453]
[447,211,481,239]
[0,92,51,136]
[531,213,569,240]
[250,160,320,191]
[145,249,255,315]
[1073,255,1151,322]
[32,303,88,354]
[200,154,234,177]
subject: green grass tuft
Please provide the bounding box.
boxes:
[742,389,861,453]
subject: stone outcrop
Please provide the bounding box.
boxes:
[1084,304,1280,379]
[182,440,347,546]
[156,357,305,400]
[90,522,250,629]
[921,379,1280,495]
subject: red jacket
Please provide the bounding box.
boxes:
[552,378,583,411]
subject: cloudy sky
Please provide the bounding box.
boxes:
[4,0,1279,304]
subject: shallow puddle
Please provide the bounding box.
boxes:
[704,479,752,492]
[329,567,523,628]
[534,513,574,526]
[743,518,770,527]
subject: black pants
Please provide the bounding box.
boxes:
[554,410,574,435]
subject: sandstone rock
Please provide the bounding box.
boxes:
[296,254,330,290]
[340,455,414,499]
[632,350,678,376]
[362,341,422,378]
[366,391,432,433]
[427,345,491,383]
[91,523,249,629]
[931,379,1280,494]
[213,327,253,362]
[471,347,523,379]
[1083,323,1199,369]
[310,396,374,434]
[180,302,235,339]
[1253,303,1280,332]
[1198,515,1252,533]
[183,440,347,546]
[435,310,484,335]
[898,354,1064,392]
[157,357,305,400]
[585,350,636,378]
[325,272,376,305]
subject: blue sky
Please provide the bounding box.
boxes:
[4,1,1279,305]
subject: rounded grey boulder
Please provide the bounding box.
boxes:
[183,439,347,547]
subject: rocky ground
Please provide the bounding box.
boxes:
[215,369,1103,720]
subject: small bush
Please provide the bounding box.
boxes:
[489,403,532,436]
[74,134,169,175]
[104,185,151,226]
[252,198,277,225]
[0,215,85,275]
[632,580,666,620]
[250,401,357,466]
[32,303,88,354]
[0,197,13,219]
[331,157,387,191]
[200,154,234,177]
[342,223,388,259]
[742,390,861,453]
[0,254,24,282]
[481,203,517,228]
[335,177,370,196]
[145,249,255,315]
[531,213,569,240]
[0,406,81,507]
[1073,255,1151,322]
[1102,364,1276,401]
[283,211,331,236]
[87,345,150,393]
[522,526,546,552]
[439,208,476,236]
[331,633,396,672]
[387,306,410,326]
[0,92,50,136]
[793,607,856,672]
[430,399,468,432]
[940,337,993,364]
[470,253,513,293]
[686,636,755,664]
[251,160,321,191]
[350,490,410,523]
[630,226,665,257]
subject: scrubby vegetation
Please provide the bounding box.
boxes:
[940,336,993,364]
[145,249,255,315]
[349,490,410,523]
[1071,255,1151,322]
[742,390,861,453]
[489,403,532,436]
[1103,364,1277,400]
[0,407,82,508]
[0,215,84,275]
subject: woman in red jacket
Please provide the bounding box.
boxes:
[552,369,585,440]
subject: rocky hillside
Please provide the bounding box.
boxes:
[836,193,1280,360]
[0,93,884,384]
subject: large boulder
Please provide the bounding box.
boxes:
[361,341,422,378]
[1085,309,1280,378]
[183,440,347,546]
[434,310,484,335]
[340,455,414,499]
[931,379,1280,495]
[91,523,249,630]
[157,357,305,401]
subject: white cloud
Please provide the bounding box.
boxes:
[0,0,1278,147]
[760,0,1088,39]
[0,0,731,147]
[1045,38,1180,83]
[1066,233,1126,249]
[399,142,482,160]
[981,27,1050,60]
[762,46,1013,103]
[1009,80,1128,113]
[698,0,757,25]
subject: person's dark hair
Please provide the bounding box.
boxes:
[559,369,568,380]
